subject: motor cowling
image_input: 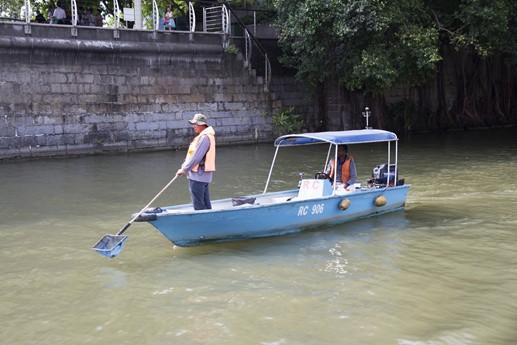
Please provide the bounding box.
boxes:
[372,163,397,182]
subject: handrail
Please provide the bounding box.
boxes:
[152,0,159,30]
[189,2,196,32]
[222,5,230,35]
[244,29,251,67]
[203,5,228,33]
[113,0,120,29]
[224,3,272,90]
[264,52,271,90]
[24,0,31,24]
[71,0,78,26]
[203,6,219,32]
[185,0,272,89]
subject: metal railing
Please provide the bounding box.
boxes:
[244,29,252,68]
[13,0,271,90]
[189,2,196,32]
[71,0,77,26]
[225,4,271,90]
[113,0,120,29]
[203,5,229,33]
[24,0,31,24]
[152,0,159,31]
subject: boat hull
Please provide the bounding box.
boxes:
[146,185,410,247]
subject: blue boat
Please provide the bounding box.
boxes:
[134,129,411,247]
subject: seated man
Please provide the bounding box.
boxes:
[325,144,357,187]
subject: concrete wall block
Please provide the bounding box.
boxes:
[281,99,305,108]
[49,73,68,84]
[62,134,78,145]
[96,121,127,132]
[0,124,16,137]
[131,130,154,140]
[78,94,101,104]
[106,114,127,123]
[53,125,64,135]
[222,102,246,111]
[27,145,60,157]
[124,113,143,123]
[134,138,161,149]
[43,134,66,146]
[110,130,129,142]
[168,85,192,95]
[165,119,188,129]
[164,102,183,113]
[88,84,104,94]
[187,94,209,103]
[67,143,99,155]
[83,114,106,124]
[65,73,77,83]
[63,84,80,94]
[76,74,95,84]
[135,121,160,131]
[18,124,55,136]
[7,114,30,126]
[237,116,253,126]
[257,116,273,126]
[121,94,139,104]
[202,103,219,113]
[50,84,64,93]
[0,29,315,160]
[64,123,90,134]
[101,142,129,152]
[190,85,211,98]
[147,112,169,122]
[226,85,246,94]
[220,134,246,143]
[232,93,251,102]
[0,136,15,148]
[0,147,21,160]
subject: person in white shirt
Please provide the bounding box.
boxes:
[52,5,66,24]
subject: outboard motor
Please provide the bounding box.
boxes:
[370,163,404,186]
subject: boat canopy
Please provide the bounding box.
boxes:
[274,129,398,147]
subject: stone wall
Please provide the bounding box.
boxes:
[0,23,310,160]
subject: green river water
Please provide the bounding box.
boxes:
[1,127,516,345]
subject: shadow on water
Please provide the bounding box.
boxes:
[163,209,411,258]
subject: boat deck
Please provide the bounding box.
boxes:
[154,182,386,215]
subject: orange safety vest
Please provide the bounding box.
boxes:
[329,155,354,183]
[185,126,216,172]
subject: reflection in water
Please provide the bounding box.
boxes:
[325,245,349,275]
[99,267,128,289]
[0,128,516,344]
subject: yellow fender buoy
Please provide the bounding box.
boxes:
[374,195,387,207]
[339,198,351,210]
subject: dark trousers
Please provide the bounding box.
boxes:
[189,179,212,210]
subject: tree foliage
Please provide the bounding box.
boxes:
[272,0,441,93]
[431,0,517,61]
[272,0,517,91]
[1,0,130,22]
[1,0,26,18]
[271,0,517,130]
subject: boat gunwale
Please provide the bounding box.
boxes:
[150,184,411,217]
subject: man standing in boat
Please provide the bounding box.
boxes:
[177,114,216,210]
[326,144,357,188]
